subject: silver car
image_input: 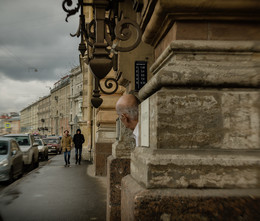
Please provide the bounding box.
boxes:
[0,137,24,183]
[4,134,39,169]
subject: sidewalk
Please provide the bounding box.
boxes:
[0,148,107,221]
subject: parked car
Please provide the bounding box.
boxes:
[0,137,24,183]
[43,137,62,154]
[35,139,48,161]
[4,134,39,169]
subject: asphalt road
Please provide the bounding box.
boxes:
[0,150,107,221]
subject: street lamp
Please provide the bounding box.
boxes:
[62,0,142,108]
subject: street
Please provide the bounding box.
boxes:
[0,149,107,221]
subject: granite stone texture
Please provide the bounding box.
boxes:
[131,148,260,189]
[106,121,135,221]
[112,121,135,159]
[121,175,260,221]
[107,156,130,221]
[148,88,260,150]
[139,40,260,101]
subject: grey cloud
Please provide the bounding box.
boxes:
[0,0,81,82]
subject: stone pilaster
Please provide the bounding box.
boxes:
[94,90,122,176]
[94,123,116,176]
[121,40,260,220]
[107,120,135,221]
[79,59,91,161]
[122,175,260,221]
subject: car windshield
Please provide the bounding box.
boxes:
[36,140,43,145]
[7,136,30,146]
[0,141,8,155]
[44,139,58,144]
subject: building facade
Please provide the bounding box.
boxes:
[20,101,39,134]
[69,66,83,136]
[37,95,51,136]
[20,70,77,138]
[50,75,70,136]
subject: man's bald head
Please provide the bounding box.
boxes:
[116,94,139,130]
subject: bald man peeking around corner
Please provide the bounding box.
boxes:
[116,94,139,146]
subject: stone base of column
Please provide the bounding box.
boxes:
[121,175,260,221]
[82,147,92,161]
[107,155,130,221]
[94,142,112,176]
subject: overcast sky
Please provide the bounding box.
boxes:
[0,0,80,114]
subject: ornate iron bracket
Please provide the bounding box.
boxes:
[62,0,142,108]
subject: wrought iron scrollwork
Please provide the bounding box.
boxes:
[62,0,142,108]
[62,0,142,61]
[62,0,81,22]
[97,71,122,95]
[113,18,142,52]
[98,78,118,95]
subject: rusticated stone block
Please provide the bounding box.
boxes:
[131,148,260,189]
[112,120,135,159]
[155,22,208,58]
[121,175,260,221]
[148,88,260,150]
[107,156,130,221]
[140,41,260,101]
[155,22,260,59]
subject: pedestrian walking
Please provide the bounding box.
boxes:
[61,130,72,167]
[73,129,85,165]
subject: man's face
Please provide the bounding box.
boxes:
[119,114,130,129]
[65,130,69,136]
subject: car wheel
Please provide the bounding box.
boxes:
[8,167,14,184]
[45,152,48,161]
[19,163,24,178]
[31,156,35,170]
[35,158,39,168]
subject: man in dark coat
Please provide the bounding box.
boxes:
[73,129,85,165]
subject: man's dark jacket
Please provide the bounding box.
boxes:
[73,130,85,148]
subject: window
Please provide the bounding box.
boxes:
[0,141,8,155]
[7,136,30,146]
[35,139,43,146]
[43,139,58,144]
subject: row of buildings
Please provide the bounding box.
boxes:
[20,66,83,137]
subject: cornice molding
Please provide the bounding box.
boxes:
[140,0,260,46]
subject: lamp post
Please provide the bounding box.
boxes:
[62,0,141,108]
